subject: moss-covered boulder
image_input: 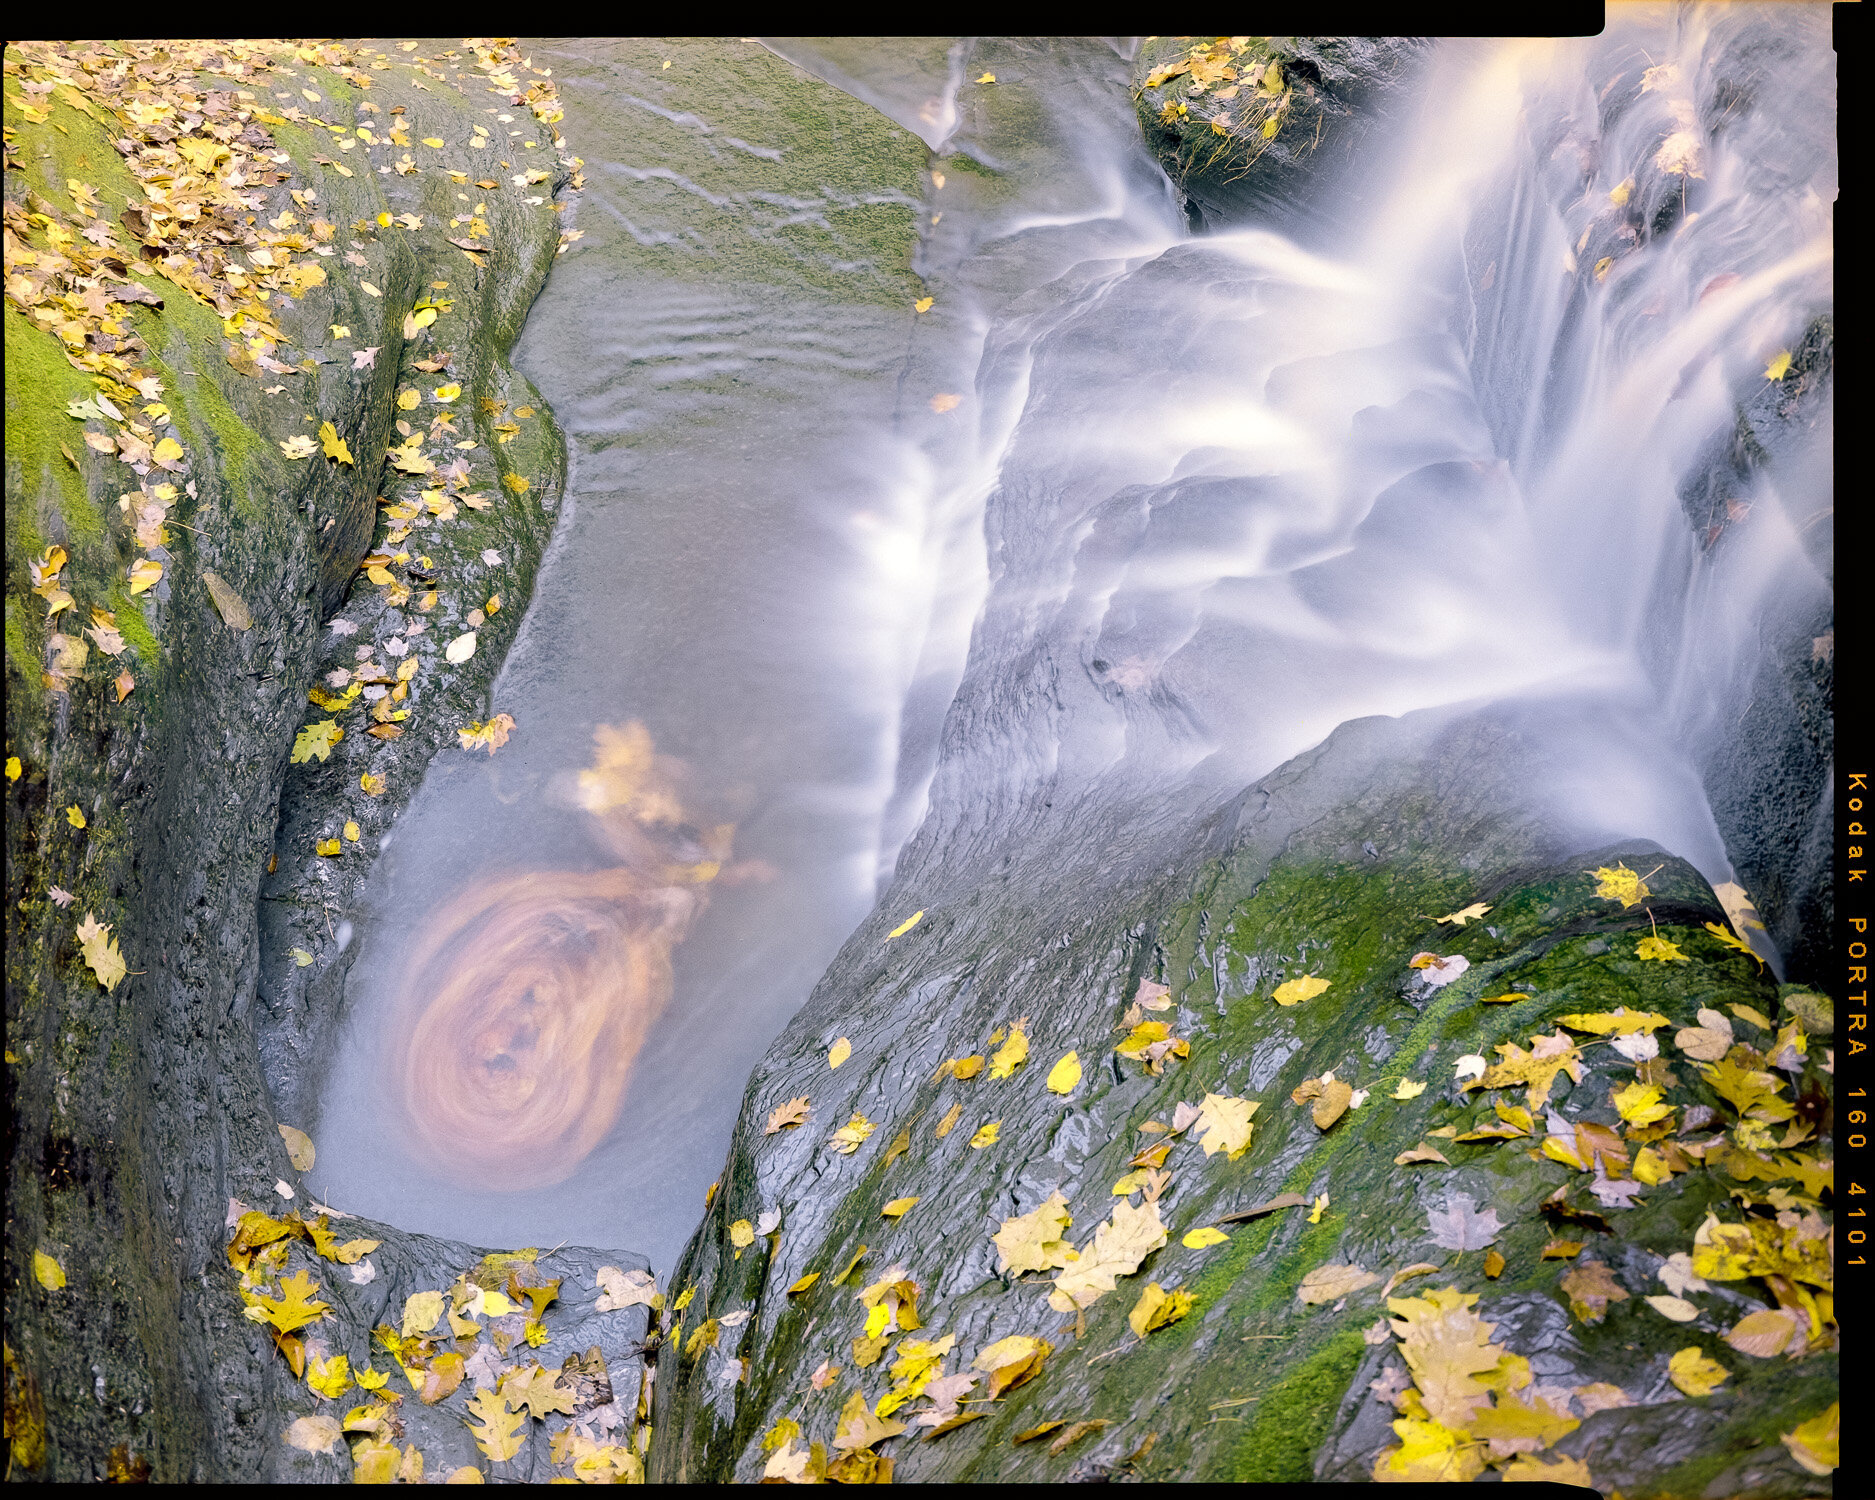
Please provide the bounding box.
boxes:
[1130,36,1427,231]
[649,707,1834,1487]
[3,38,627,1481]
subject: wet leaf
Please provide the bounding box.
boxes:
[1645,1294,1700,1323]
[74,911,129,992]
[1587,862,1650,907]
[1215,1192,1309,1225]
[1049,1199,1168,1311]
[1195,1093,1259,1159]
[993,1191,1074,1275]
[308,1353,352,1400]
[318,421,354,465]
[1272,974,1329,1006]
[971,1335,1052,1398]
[913,297,933,314]
[1045,1051,1081,1094]
[1636,934,1688,963]
[445,632,478,665]
[787,1272,821,1297]
[1128,1282,1191,1337]
[882,1198,919,1218]
[280,434,317,459]
[458,714,515,755]
[292,720,344,764]
[1483,1249,1506,1279]
[128,558,163,594]
[284,1414,343,1454]
[250,1269,330,1334]
[1426,1194,1502,1251]
[1182,1227,1228,1249]
[34,1249,66,1290]
[828,1115,876,1154]
[1555,1007,1670,1035]
[935,1103,962,1138]
[1391,1078,1427,1100]
[1725,1307,1799,1357]
[828,1037,852,1069]
[1296,1263,1377,1305]
[886,910,923,939]
[766,1097,811,1134]
[466,1388,524,1461]
[402,1290,444,1338]
[1559,1259,1629,1324]
[1763,350,1792,381]
[1434,902,1491,927]
[988,1023,1029,1079]
[1666,1344,1727,1397]
[969,1121,1001,1149]
[1703,921,1762,967]
[1395,1142,1449,1165]
[1781,1402,1839,1476]
[278,1124,316,1171]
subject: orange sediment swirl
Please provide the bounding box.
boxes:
[395,864,702,1188]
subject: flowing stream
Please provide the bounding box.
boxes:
[308,20,1832,1273]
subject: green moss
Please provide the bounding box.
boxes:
[4,309,106,552]
[1638,1357,1837,1500]
[1229,1329,1365,1482]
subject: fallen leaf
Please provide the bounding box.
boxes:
[1666,1344,1728,1397]
[1272,974,1330,1006]
[284,1414,344,1454]
[1587,862,1650,907]
[828,1115,876,1154]
[1046,1051,1081,1094]
[1296,1263,1377,1305]
[1195,1093,1259,1159]
[971,1335,1052,1398]
[1483,1250,1506,1279]
[1214,1193,1308,1224]
[445,632,478,665]
[766,1097,811,1134]
[929,393,961,413]
[1426,1194,1502,1251]
[278,1125,316,1172]
[885,910,923,939]
[280,434,317,460]
[1312,1079,1354,1131]
[114,670,135,702]
[1725,1307,1800,1357]
[403,1290,445,1338]
[994,1192,1075,1275]
[935,1103,962,1138]
[989,1023,1029,1079]
[128,558,163,594]
[1559,1259,1629,1323]
[970,1122,1001,1149]
[34,1249,66,1290]
[465,1388,525,1461]
[913,297,933,313]
[788,1273,821,1297]
[828,1037,852,1069]
[1454,1054,1487,1082]
[1763,350,1792,381]
[882,1198,919,1218]
[318,421,354,465]
[1781,1402,1839,1476]
[1182,1227,1228,1249]
[1636,934,1688,964]
[1434,902,1492,926]
[76,912,128,992]
[1395,1143,1450,1166]
[1645,1294,1700,1323]
[292,720,344,764]
[1049,1199,1168,1311]
[1391,1078,1427,1100]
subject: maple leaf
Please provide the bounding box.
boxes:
[307,1352,351,1400]
[250,1269,331,1334]
[1587,862,1652,907]
[76,912,128,991]
[1611,1080,1673,1128]
[833,1389,906,1452]
[466,1387,525,1461]
[1385,1285,1506,1430]
[1703,921,1762,967]
[1426,1194,1502,1251]
[1128,1282,1192,1337]
[988,1023,1029,1079]
[318,421,354,465]
[1434,902,1491,927]
[1559,1259,1629,1323]
[280,434,317,459]
[1272,974,1329,1006]
[1049,1199,1168,1311]
[458,713,516,754]
[1466,1031,1582,1109]
[291,720,343,764]
[1667,1345,1727,1397]
[1636,933,1688,963]
[1194,1093,1258,1159]
[1297,1263,1378,1305]
[502,1363,576,1420]
[993,1191,1074,1275]
[1469,1390,1579,1455]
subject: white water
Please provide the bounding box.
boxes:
[309,20,1831,1269]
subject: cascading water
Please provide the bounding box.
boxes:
[307,20,1830,1274]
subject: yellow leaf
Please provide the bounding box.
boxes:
[318,421,353,465]
[1195,1093,1259,1159]
[1587,863,1650,907]
[976,72,996,84]
[828,1037,851,1069]
[970,1121,1001,1148]
[397,389,421,411]
[971,1335,1053,1398]
[5,757,19,781]
[886,910,924,940]
[913,297,933,313]
[292,720,343,764]
[308,1353,351,1400]
[34,1249,67,1290]
[1703,921,1762,967]
[989,1023,1029,1079]
[465,1388,525,1462]
[1764,350,1792,381]
[828,1114,875,1154]
[1049,1199,1168,1311]
[249,1269,330,1334]
[1391,1078,1427,1100]
[994,1191,1074,1274]
[1666,1345,1728,1397]
[881,1197,919,1218]
[730,1219,755,1249]
[1555,1008,1670,1035]
[1434,902,1492,926]
[1782,1402,1839,1476]
[284,1414,344,1454]
[1182,1227,1228,1249]
[1611,1080,1672,1127]
[278,1124,316,1171]
[1273,974,1330,1006]
[1128,1282,1192,1337]
[76,912,127,992]
[788,1272,821,1296]
[1636,934,1688,963]
[1609,176,1634,205]
[151,436,184,468]
[1308,1194,1330,1224]
[1594,256,1614,282]
[1483,1249,1505,1279]
[766,1096,811,1134]
[343,821,360,843]
[1046,1051,1081,1094]
[946,1054,984,1080]
[503,472,530,494]
[422,137,445,148]
[434,383,462,403]
[402,1290,444,1338]
[65,802,88,829]
[935,1102,962,1138]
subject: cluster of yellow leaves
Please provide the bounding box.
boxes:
[1369,1286,1590,1486]
[1114,1018,1188,1073]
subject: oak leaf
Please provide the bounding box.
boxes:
[1195,1093,1259,1159]
[466,1387,524,1461]
[1048,1199,1168,1311]
[765,1097,811,1134]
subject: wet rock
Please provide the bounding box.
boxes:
[1130,36,1429,232]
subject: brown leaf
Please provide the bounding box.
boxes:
[1312,1078,1354,1130]
[765,1097,810,1135]
[1380,1262,1441,1299]
[1394,1142,1449,1165]
[1214,1193,1309,1225]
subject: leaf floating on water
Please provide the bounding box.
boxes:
[278,1124,316,1172]
[1763,350,1792,381]
[913,297,933,314]
[458,714,516,755]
